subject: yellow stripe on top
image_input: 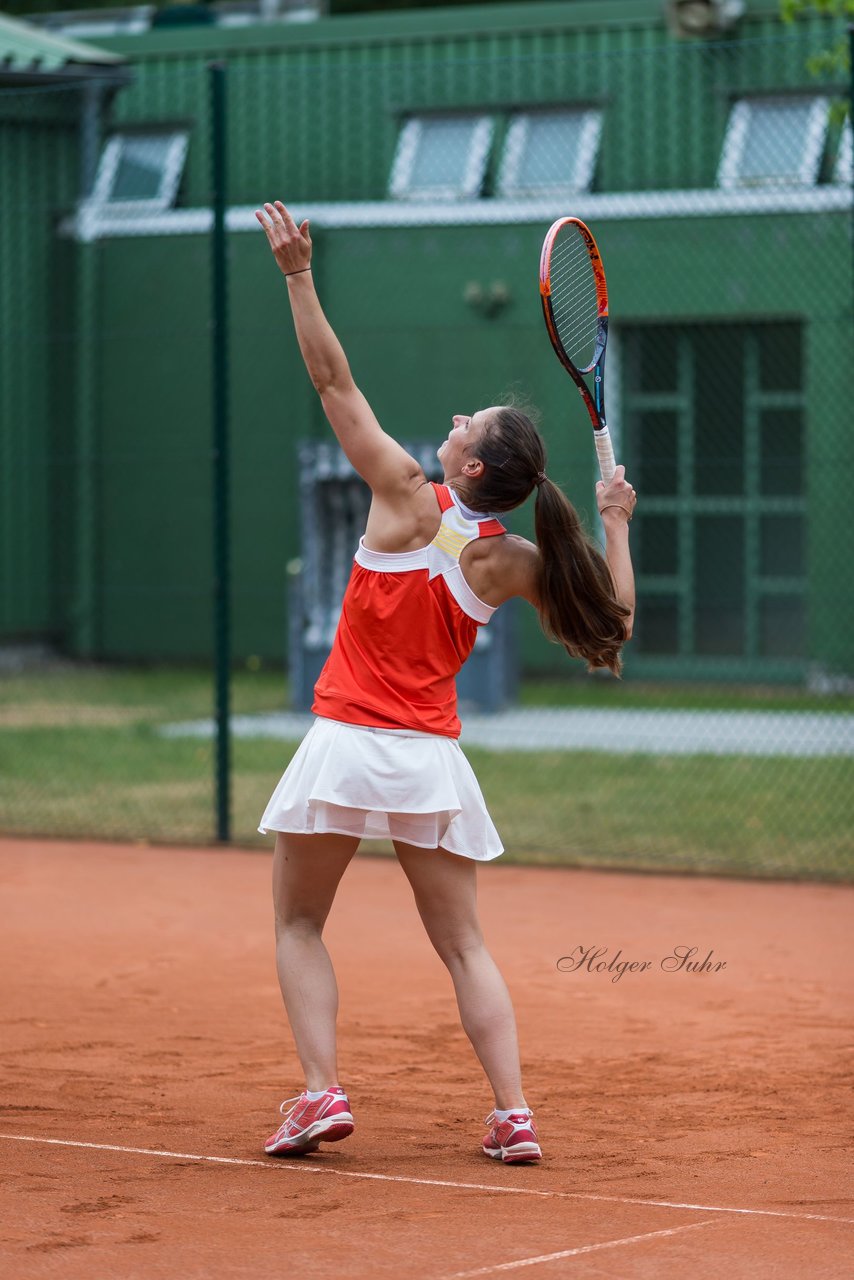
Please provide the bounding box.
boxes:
[431,522,470,561]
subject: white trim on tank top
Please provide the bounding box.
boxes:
[354,537,496,626]
[449,489,502,523]
[354,486,499,625]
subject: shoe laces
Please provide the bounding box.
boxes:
[278,1093,305,1120]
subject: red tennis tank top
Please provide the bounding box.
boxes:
[311,482,506,738]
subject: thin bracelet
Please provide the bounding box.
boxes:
[284,267,312,277]
[599,504,633,522]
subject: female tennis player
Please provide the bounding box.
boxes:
[254,201,636,1165]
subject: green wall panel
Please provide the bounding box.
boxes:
[87,231,315,662]
[0,89,80,639]
[93,4,846,206]
[228,235,316,661]
[95,234,212,658]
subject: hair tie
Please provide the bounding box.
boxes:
[534,472,547,487]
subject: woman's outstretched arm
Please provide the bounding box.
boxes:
[255,200,422,494]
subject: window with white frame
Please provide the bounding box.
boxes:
[389,114,494,200]
[497,108,602,197]
[91,132,189,210]
[717,96,829,189]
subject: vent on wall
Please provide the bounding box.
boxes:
[665,0,745,37]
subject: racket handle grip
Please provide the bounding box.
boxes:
[594,426,616,484]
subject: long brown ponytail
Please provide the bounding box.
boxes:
[464,406,631,676]
[533,477,630,675]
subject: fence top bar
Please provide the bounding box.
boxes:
[60,185,853,242]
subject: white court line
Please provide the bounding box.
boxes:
[1,1134,853,1226]
[443,1220,718,1277]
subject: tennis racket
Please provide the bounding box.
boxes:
[539,217,616,483]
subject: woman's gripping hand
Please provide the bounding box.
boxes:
[596,465,637,527]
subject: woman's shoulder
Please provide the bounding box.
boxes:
[509,536,543,608]
[502,535,542,587]
[475,533,542,609]
[496,533,539,560]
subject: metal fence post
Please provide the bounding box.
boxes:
[210,61,231,843]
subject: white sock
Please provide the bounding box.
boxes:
[494,1105,529,1121]
[305,1087,334,1100]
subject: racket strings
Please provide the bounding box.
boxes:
[548,233,600,370]
[551,252,599,364]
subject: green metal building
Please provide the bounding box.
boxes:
[0,14,126,651]
[2,0,851,681]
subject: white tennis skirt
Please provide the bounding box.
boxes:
[257,715,503,862]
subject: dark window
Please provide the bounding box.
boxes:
[760,514,804,578]
[633,411,679,496]
[758,323,801,392]
[636,597,680,655]
[624,321,806,670]
[759,409,803,496]
[637,515,679,577]
[694,330,744,496]
[694,515,745,655]
[636,326,680,394]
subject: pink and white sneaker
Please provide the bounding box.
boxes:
[265,1085,354,1156]
[482,1108,542,1164]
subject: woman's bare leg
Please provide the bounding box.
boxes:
[272,831,359,1091]
[393,840,526,1111]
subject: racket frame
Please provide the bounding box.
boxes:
[539,216,615,482]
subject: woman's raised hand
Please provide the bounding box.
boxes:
[596,464,637,524]
[254,201,312,277]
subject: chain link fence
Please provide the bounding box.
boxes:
[0,73,220,845]
[1,17,852,878]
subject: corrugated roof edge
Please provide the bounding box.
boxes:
[85,0,812,60]
[90,0,667,58]
[0,10,125,67]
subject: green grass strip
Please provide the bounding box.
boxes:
[2,724,851,880]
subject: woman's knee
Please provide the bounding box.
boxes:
[428,925,485,969]
[274,907,326,940]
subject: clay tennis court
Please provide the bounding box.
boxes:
[1,835,851,1278]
